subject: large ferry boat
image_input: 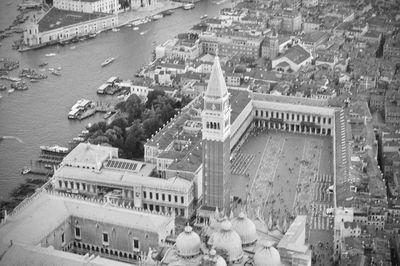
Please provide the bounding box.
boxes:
[40,145,69,154]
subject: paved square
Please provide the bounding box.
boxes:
[231,128,335,264]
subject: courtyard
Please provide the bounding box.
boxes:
[231,127,335,265]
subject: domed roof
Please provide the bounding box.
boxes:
[212,220,243,263]
[232,212,257,246]
[253,241,281,266]
[203,249,227,266]
[176,226,201,257]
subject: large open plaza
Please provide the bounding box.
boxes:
[231,127,335,264]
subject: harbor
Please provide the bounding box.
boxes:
[0,0,230,199]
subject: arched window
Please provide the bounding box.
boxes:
[217,123,220,130]
[255,110,258,116]
[206,122,209,128]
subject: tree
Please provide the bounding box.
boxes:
[124,120,145,158]
[116,94,143,123]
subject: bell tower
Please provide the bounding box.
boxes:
[202,54,231,213]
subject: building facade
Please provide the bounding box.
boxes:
[23,8,117,47]
[53,0,119,14]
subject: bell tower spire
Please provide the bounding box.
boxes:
[202,55,231,213]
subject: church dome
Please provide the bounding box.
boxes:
[203,249,227,266]
[253,241,281,266]
[231,212,257,246]
[176,226,201,257]
[212,220,243,263]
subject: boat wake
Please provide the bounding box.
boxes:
[1,136,23,143]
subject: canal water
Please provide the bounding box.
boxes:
[0,0,229,198]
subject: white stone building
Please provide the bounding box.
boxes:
[23,8,117,47]
[53,0,119,14]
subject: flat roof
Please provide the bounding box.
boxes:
[55,164,192,192]
[252,92,330,108]
[38,8,111,32]
[62,143,118,167]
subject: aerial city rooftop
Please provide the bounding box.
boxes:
[1,0,400,265]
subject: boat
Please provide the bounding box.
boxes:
[8,89,14,93]
[133,27,139,31]
[45,53,56,57]
[72,137,85,142]
[51,70,61,76]
[152,14,163,20]
[201,14,208,19]
[183,3,195,10]
[112,28,120,32]
[40,145,69,154]
[104,111,113,119]
[56,66,62,71]
[21,167,31,175]
[88,33,97,38]
[30,79,39,83]
[44,164,53,169]
[0,84,6,91]
[101,57,115,67]
[162,10,173,16]
[125,24,132,27]
[70,46,76,49]
[38,62,48,67]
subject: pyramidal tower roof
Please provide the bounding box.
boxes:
[205,55,228,99]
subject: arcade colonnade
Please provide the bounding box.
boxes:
[253,108,334,136]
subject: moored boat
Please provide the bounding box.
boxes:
[40,145,69,154]
[183,3,195,10]
[112,28,120,32]
[21,167,31,175]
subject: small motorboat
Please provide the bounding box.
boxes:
[38,62,48,67]
[112,28,120,32]
[30,79,39,83]
[133,27,139,31]
[21,167,31,175]
[8,88,14,93]
[101,57,115,67]
[44,164,53,169]
[45,53,56,57]
[0,84,6,91]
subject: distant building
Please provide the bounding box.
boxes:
[199,31,263,59]
[261,30,279,59]
[23,8,117,47]
[302,0,318,8]
[53,0,119,14]
[276,9,302,33]
[271,45,312,73]
[385,90,400,126]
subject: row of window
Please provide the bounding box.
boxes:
[72,227,140,249]
[255,109,332,124]
[66,241,142,261]
[143,203,185,216]
[143,191,184,204]
[206,121,221,130]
